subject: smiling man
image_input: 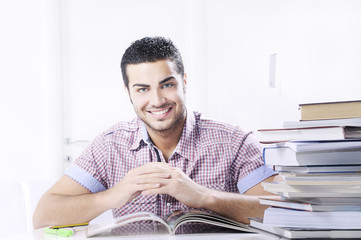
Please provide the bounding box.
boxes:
[33,37,280,229]
[125,60,187,160]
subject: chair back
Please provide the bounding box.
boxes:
[0,181,27,238]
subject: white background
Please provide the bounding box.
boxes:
[1,0,361,182]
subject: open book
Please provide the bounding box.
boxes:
[86,209,255,237]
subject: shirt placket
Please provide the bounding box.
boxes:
[149,145,163,216]
[158,194,174,219]
[151,147,179,218]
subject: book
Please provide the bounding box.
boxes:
[299,100,361,121]
[263,146,361,166]
[262,181,361,193]
[278,139,361,152]
[262,207,361,229]
[274,164,361,173]
[250,218,361,239]
[281,173,361,185]
[259,197,361,212]
[257,126,361,143]
[283,117,361,128]
[289,197,361,205]
[279,171,361,177]
[86,209,255,237]
[262,182,361,198]
[270,191,361,198]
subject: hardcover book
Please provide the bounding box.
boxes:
[262,181,361,193]
[274,164,361,174]
[259,197,361,212]
[283,117,361,128]
[263,145,361,166]
[257,126,361,143]
[250,218,361,239]
[262,207,361,229]
[262,181,361,198]
[299,100,361,121]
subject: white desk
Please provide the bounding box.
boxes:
[6,227,282,240]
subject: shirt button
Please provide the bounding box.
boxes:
[166,202,171,207]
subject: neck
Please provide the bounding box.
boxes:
[146,117,186,161]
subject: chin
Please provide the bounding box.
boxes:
[147,122,173,132]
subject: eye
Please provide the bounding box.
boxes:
[137,88,148,93]
[162,83,174,89]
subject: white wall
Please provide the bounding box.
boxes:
[2,0,361,180]
[204,0,361,131]
[61,0,198,165]
[62,0,188,141]
[0,0,63,181]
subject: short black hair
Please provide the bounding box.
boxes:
[121,36,184,89]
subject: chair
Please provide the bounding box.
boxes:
[23,178,113,228]
[0,181,27,238]
[0,178,112,238]
[21,178,57,231]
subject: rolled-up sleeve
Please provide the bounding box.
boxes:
[231,130,278,194]
[65,133,109,193]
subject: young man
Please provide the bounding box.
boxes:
[33,37,280,229]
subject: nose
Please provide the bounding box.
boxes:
[149,89,166,107]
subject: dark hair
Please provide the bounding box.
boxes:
[121,36,184,89]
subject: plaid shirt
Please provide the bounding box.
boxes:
[66,111,276,219]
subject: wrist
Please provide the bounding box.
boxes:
[95,189,114,211]
[200,188,219,210]
[102,181,139,209]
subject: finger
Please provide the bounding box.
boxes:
[137,169,172,177]
[135,173,171,184]
[133,163,172,175]
[136,183,161,191]
[136,178,171,188]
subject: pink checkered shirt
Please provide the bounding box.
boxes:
[66,111,276,219]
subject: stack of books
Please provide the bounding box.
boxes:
[257,100,361,144]
[252,100,361,239]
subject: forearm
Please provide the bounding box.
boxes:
[33,190,110,229]
[33,164,167,229]
[201,175,283,223]
[203,190,272,224]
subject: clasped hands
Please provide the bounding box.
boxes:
[107,162,210,209]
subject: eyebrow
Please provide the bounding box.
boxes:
[159,76,175,85]
[132,76,175,88]
[132,83,149,88]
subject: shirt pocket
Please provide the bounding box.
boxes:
[205,180,226,191]
[192,170,226,191]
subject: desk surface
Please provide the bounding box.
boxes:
[6,226,282,240]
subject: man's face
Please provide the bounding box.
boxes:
[126,59,187,134]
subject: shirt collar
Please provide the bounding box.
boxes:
[173,110,199,161]
[141,123,153,146]
[129,110,200,162]
[130,119,149,150]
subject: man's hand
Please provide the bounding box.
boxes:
[134,163,210,209]
[33,162,173,228]
[105,162,172,208]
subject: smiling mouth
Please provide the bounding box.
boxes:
[149,107,171,115]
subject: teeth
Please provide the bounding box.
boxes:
[151,108,170,115]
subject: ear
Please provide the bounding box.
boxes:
[183,73,187,93]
